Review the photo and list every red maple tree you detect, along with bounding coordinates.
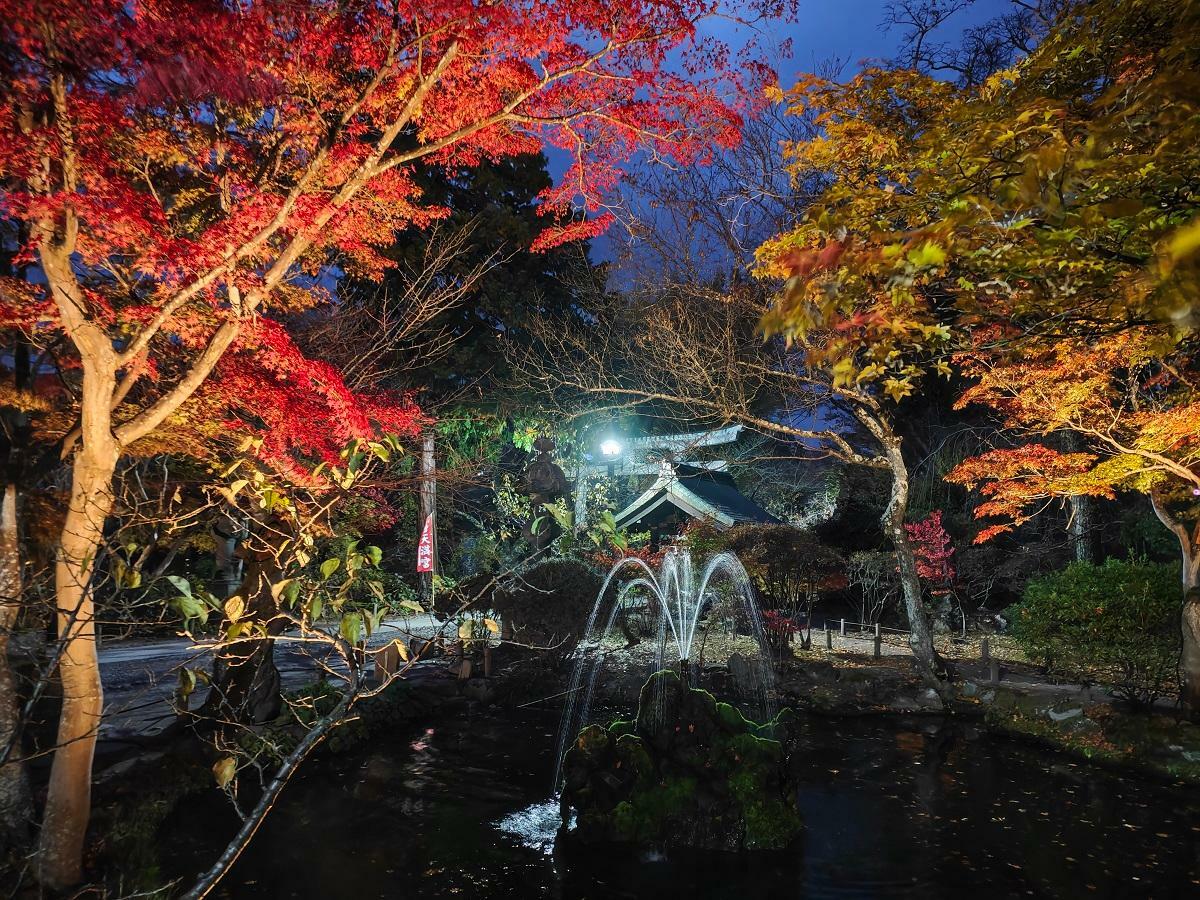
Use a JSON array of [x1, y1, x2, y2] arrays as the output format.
[[904, 510, 956, 596], [0, 0, 782, 885]]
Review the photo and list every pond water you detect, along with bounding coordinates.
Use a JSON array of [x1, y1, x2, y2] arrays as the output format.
[[164, 706, 1200, 899]]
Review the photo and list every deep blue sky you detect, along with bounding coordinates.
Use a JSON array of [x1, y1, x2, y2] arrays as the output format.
[[750, 0, 1012, 82], [545, 0, 1017, 263]]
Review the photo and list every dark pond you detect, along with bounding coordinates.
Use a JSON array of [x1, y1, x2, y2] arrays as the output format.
[[164, 706, 1200, 899]]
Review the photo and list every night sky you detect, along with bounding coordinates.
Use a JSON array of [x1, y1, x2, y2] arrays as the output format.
[[756, 0, 1013, 82], [556, 0, 1018, 266]]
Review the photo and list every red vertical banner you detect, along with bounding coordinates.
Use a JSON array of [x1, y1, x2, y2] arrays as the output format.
[[416, 513, 435, 572]]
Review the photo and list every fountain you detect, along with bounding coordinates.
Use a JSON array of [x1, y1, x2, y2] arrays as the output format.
[[554, 546, 778, 789]]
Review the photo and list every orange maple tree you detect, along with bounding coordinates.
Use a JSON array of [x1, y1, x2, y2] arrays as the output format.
[[948, 329, 1200, 546], [947, 327, 1200, 709]]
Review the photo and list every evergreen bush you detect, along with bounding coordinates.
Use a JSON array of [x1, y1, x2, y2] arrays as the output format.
[[1009, 559, 1179, 706], [493, 558, 602, 653]]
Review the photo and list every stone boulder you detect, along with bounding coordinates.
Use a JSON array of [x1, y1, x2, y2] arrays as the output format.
[[559, 669, 802, 852]]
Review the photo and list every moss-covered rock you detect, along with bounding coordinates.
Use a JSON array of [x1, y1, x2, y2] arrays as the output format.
[[560, 669, 802, 852]]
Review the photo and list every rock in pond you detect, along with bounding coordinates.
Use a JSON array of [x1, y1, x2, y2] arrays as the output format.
[[559, 669, 802, 852]]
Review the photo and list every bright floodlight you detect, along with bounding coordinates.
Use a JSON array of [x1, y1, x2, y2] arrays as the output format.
[[600, 438, 622, 458]]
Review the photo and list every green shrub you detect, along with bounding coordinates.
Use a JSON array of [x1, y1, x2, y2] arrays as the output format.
[[493, 558, 602, 654], [430, 572, 495, 621], [1009, 559, 1180, 706]]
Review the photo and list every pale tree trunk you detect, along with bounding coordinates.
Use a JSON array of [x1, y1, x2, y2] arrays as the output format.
[[36, 321, 120, 888], [34, 222, 238, 888], [0, 482, 33, 850], [882, 442, 952, 700], [1064, 433, 1099, 563], [38, 442, 117, 888], [418, 431, 438, 598], [1150, 492, 1200, 716], [855, 408, 951, 699]]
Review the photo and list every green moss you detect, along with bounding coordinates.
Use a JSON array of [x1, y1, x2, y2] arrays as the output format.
[[726, 731, 784, 763], [576, 723, 611, 754], [566, 670, 803, 851], [614, 733, 654, 787], [716, 701, 748, 732], [752, 708, 797, 742], [609, 718, 637, 737], [611, 777, 699, 842], [728, 767, 802, 850]]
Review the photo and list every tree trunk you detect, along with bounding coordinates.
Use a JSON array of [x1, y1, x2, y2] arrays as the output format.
[[1067, 494, 1100, 563], [418, 430, 438, 599], [211, 512, 244, 599], [1150, 492, 1200, 716], [38, 441, 117, 889], [880, 436, 952, 700], [201, 539, 286, 726], [1183, 585, 1200, 716], [0, 482, 33, 850], [1064, 433, 1100, 563]]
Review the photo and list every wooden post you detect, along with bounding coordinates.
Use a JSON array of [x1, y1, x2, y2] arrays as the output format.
[[483, 645, 493, 678], [825, 626, 832, 650], [873, 622, 882, 659], [839, 617, 846, 637], [373, 642, 400, 687], [988, 658, 1000, 684], [418, 431, 438, 600], [981, 636, 990, 665]]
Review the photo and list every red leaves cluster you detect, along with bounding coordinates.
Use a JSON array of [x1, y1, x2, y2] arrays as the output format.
[[761, 608, 797, 635], [587, 541, 665, 572], [1, 0, 784, 484], [904, 510, 956, 591], [200, 317, 423, 485], [0, 0, 763, 284]]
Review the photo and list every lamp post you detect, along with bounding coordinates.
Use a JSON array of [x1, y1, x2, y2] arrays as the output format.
[[576, 430, 623, 528], [600, 436, 622, 478]]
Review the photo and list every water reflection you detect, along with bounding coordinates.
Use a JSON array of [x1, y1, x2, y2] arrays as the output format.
[[162, 709, 1200, 899]]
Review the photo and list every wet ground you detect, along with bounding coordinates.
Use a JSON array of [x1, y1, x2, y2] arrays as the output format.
[[162, 704, 1200, 899]]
